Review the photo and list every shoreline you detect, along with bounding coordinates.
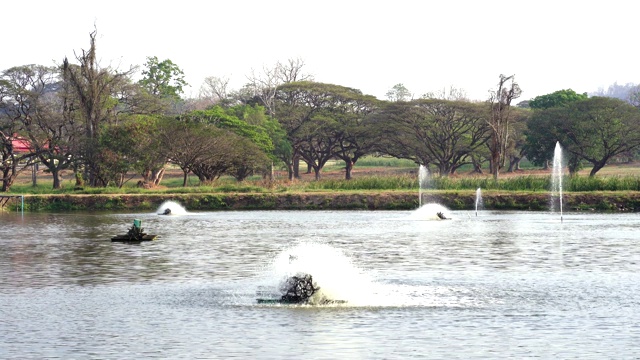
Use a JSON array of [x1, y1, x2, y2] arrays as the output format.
[[4, 191, 640, 212]]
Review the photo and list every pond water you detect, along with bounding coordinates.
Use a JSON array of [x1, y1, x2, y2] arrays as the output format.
[[1, 202, 640, 359]]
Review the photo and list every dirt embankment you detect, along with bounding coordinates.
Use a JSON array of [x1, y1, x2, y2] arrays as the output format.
[[11, 191, 640, 212]]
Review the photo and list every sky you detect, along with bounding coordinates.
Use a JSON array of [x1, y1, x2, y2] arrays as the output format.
[[2, 0, 637, 102]]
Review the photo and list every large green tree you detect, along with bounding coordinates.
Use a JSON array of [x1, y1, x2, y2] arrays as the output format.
[[93, 115, 167, 187], [525, 89, 588, 172], [373, 99, 490, 175], [175, 106, 275, 182], [274, 81, 377, 180], [158, 120, 227, 186], [526, 97, 640, 176], [139, 56, 188, 101], [529, 89, 588, 109], [226, 104, 291, 179], [178, 106, 274, 154]]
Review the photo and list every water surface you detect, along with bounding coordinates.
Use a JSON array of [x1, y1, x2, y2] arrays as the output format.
[[1, 205, 639, 358]]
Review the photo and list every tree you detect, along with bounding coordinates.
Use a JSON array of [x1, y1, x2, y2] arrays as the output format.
[[590, 82, 638, 105], [227, 136, 271, 181], [178, 106, 274, 154], [529, 89, 588, 109], [629, 85, 640, 108], [562, 97, 640, 176], [373, 99, 490, 175], [63, 28, 137, 186], [1, 65, 82, 189], [92, 115, 166, 188], [526, 97, 640, 176], [487, 74, 522, 180], [421, 86, 469, 101], [274, 82, 377, 180], [0, 77, 40, 191], [525, 89, 587, 172], [199, 75, 231, 107], [331, 95, 380, 180], [505, 107, 531, 172], [159, 120, 226, 186], [174, 106, 275, 182], [524, 106, 582, 174], [226, 104, 291, 179], [187, 129, 249, 184], [386, 83, 412, 102], [245, 57, 313, 116], [139, 56, 188, 101]]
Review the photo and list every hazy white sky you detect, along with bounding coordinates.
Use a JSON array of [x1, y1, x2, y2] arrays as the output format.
[[2, 0, 636, 101]]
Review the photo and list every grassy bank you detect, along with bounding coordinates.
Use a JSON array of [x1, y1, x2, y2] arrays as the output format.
[[3, 159, 640, 212], [3, 190, 640, 213], [7, 172, 640, 194]]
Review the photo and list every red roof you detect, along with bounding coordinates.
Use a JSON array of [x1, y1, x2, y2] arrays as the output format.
[[9, 135, 33, 153]]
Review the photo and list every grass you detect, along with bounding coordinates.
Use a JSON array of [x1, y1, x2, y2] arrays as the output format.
[[5, 157, 640, 195]]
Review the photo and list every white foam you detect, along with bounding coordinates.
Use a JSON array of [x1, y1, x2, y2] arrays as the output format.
[[156, 200, 188, 215], [407, 203, 451, 220], [260, 242, 446, 307]]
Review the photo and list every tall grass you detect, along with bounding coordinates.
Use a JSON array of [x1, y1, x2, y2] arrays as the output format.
[[6, 173, 640, 195], [295, 174, 640, 192], [568, 175, 640, 191], [301, 174, 418, 191]]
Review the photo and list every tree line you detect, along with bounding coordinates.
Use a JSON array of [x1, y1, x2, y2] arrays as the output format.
[[2, 30, 640, 192]]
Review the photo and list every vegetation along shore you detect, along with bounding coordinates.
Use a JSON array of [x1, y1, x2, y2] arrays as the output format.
[[3, 162, 640, 212], [2, 30, 640, 212], [6, 191, 640, 213]]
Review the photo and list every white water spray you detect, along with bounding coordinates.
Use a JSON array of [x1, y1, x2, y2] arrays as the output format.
[[418, 164, 429, 207], [409, 203, 451, 220], [552, 142, 563, 222], [265, 242, 375, 305], [475, 187, 483, 217], [261, 242, 439, 307], [156, 200, 188, 215]]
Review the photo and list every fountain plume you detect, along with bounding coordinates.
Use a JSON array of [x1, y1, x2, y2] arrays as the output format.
[[418, 165, 429, 207], [551, 142, 564, 222], [475, 188, 483, 217]]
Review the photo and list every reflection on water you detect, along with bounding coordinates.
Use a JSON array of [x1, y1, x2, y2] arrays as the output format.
[[1, 209, 640, 358]]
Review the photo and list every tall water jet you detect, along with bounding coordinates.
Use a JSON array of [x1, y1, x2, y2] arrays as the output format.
[[475, 187, 483, 216], [551, 141, 564, 222], [418, 165, 429, 208]]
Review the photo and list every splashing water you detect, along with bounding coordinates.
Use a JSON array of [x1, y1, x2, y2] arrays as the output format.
[[551, 142, 563, 222], [156, 200, 188, 215], [418, 165, 429, 207], [259, 242, 436, 307], [408, 203, 451, 221], [261, 242, 372, 305], [475, 187, 483, 217]]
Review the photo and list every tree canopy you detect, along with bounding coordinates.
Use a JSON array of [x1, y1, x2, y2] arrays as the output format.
[[526, 97, 640, 176], [529, 89, 588, 109], [372, 99, 490, 175], [139, 56, 188, 101]]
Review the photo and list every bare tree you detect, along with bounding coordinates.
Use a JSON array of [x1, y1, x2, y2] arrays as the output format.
[[199, 75, 231, 107], [276, 58, 313, 83], [487, 74, 522, 180], [63, 28, 137, 186], [422, 86, 469, 101], [246, 57, 313, 116]]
